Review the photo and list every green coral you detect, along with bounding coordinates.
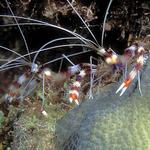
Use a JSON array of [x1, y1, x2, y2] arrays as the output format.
[[90, 96, 150, 150], [0, 111, 4, 127]]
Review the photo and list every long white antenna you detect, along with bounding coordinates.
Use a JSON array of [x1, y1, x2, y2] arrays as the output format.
[[41, 73, 45, 109], [32, 37, 80, 64], [0, 43, 92, 69], [5, 0, 31, 61], [62, 54, 76, 66], [138, 71, 143, 96], [0, 14, 100, 47], [66, 0, 100, 47], [0, 45, 28, 62], [101, 0, 113, 47]]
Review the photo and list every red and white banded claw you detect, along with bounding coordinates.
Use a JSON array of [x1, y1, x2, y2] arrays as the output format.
[[116, 68, 137, 96]]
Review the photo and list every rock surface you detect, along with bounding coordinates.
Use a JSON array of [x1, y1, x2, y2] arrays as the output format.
[[56, 56, 150, 150]]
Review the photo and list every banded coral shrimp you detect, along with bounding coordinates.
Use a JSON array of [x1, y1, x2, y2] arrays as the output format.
[[0, 0, 149, 112], [0, 1, 149, 149], [0, 0, 107, 113]]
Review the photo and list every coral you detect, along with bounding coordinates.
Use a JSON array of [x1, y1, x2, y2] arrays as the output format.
[[0, 111, 4, 128]]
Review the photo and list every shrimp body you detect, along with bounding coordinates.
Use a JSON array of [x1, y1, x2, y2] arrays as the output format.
[[116, 46, 145, 96], [124, 45, 138, 59], [105, 53, 118, 65], [4, 66, 52, 102], [4, 72, 29, 102], [69, 70, 86, 105], [98, 48, 121, 66]]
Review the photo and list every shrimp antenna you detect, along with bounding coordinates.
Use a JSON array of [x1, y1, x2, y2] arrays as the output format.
[[66, 0, 100, 47], [62, 54, 81, 73], [0, 64, 24, 72], [101, 0, 113, 47], [62, 54, 76, 66], [41, 73, 45, 110], [0, 14, 92, 46], [0, 42, 92, 70], [0, 45, 28, 62], [42, 50, 92, 66], [88, 56, 96, 99], [5, 0, 30, 61], [0, 36, 86, 69], [0, 60, 30, 72], [137, 71, 143, 96], [19, 74, 35, 100], [32, 37, 81, 64]]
